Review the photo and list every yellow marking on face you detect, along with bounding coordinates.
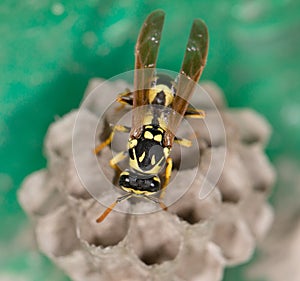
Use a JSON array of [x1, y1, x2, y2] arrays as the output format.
[[163, 147, 170, 159], [144, 131, 153, 139], [139, 151, 146, 163], [121, 187, 154, 195], [153, 176, 160, 183], [128, 138, 138, 149], [154, 134, 162, 142], [151, 155, 156, 165]]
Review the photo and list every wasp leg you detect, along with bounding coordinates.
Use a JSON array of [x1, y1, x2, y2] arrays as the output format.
[[159, 157, 173, 207], [163, 157, 173, 189], [94, 125, 130, 154], [174, 136, 192, 147], [109, 151, 128, 171], [115, 89, 133, 111], [184, 105, 205, 119]]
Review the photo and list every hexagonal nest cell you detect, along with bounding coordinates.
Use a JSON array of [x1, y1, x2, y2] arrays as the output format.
[[18, 78, 275, 281]]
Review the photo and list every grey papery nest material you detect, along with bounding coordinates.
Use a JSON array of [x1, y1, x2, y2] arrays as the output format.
[[18, 78, 275, 281]]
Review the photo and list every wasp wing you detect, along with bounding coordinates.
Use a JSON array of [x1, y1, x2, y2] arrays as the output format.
[[131, 10, 165, 138], [164, 19, 209, 147]]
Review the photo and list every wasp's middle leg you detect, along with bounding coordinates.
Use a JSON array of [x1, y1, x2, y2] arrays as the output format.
[[94, 124, 130, 154], [159, 157, 173, 208]]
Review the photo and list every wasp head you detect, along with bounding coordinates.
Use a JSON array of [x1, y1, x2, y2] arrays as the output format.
[[119, 170, 161, 194]]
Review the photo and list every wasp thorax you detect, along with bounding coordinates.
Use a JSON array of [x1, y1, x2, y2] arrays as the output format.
[[128, 126, 169, 174]]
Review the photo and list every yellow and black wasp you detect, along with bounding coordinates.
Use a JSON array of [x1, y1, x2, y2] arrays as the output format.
[[95, 10, 209, 222]]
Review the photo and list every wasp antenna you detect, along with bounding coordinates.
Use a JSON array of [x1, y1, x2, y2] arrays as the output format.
[[96, 193, 133, 223], [145, 195, 168, 211], [159, 200, 168, 211], [96, 201, 117, 223]]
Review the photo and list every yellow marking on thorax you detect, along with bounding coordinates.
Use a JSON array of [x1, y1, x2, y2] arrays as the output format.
[[154, 134, 162, 142], [129, 156, 165, 174], [151, 155, 156, 165], [129, 149, 140, 171], [163, 147, 171, 159], [128, 138, 138, 149], [139, 151, 146, 162], [144, 131, 153, 139]]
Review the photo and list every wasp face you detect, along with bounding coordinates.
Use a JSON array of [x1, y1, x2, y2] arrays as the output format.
[[119, 170, 161, 194]]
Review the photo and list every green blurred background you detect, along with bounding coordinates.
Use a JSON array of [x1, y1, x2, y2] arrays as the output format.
[[1, 1, 299, 280]]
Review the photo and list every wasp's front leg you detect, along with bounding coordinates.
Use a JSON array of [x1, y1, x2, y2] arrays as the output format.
[[109, 151, 128, 171], [94, 125, 130, 154], [159, 157, 173, 203]]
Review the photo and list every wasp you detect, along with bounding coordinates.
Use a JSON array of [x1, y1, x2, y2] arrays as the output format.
[[94, 10, 209, 222]]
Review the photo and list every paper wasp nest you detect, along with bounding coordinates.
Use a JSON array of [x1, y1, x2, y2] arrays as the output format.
[[18, 78, 275, 281]]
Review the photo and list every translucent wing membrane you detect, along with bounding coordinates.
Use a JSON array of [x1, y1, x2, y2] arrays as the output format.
[[165, 19, 209, 146], [131, 10, 165, 138], [180, 19, 209, 80]]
